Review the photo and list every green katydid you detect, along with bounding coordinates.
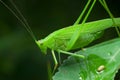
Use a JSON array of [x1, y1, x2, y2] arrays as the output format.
[[0, 0, 120, 72]]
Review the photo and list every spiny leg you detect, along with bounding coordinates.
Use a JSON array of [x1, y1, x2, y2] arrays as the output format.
[[99, 0, 120, 37], [51, 50, 85, 73], [66, 0, 97, 51], [74, 0, 91, 25], [47, 61, 52, 80], [99, 0, 114, 22], [51, 49, 85, 73], [58, 51, 61, 64], [58, 50, 85, 59], [51, 50, 58, 74], [81, 0, 96, 24]]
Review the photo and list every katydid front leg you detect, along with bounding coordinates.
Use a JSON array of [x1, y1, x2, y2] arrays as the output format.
[[52, 49, 85, 74]]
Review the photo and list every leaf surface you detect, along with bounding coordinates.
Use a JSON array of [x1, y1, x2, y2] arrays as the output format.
[[53, 38, 120, 80]]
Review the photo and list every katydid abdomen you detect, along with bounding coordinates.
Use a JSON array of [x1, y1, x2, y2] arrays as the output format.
[[37, 18, 120, 54]]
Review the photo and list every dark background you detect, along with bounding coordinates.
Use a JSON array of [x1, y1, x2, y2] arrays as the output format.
[[0, 0, 120, 80]]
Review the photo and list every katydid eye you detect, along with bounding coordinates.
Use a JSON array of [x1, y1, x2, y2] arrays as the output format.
[[38, 40, 44, 45], [40, 42, 43, 45]]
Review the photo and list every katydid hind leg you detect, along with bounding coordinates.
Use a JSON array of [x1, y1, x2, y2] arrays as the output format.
[[99, 0, 120, 36], [66, 0, 97, 51], [101, 0, 120, 36], [74, 0, 91, 25], [99, 0, 115, 25]]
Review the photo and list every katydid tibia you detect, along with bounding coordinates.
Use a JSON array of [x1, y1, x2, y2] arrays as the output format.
[[0, 0, 120, 73]]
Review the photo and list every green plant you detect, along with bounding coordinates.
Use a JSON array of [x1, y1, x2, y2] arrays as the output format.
[[0, 0, 120, 80]]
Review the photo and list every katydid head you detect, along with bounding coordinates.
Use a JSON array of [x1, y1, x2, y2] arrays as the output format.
[[36, 39, 47, 54]]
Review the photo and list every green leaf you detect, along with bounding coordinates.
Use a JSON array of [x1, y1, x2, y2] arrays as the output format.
[[53, 38, 120, 80]]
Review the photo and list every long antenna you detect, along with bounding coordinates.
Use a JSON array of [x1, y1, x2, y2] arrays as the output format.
[[0, 0, 37, 41]]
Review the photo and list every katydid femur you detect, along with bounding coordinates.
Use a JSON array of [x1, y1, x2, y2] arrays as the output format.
[[0, 0, 120, 73]]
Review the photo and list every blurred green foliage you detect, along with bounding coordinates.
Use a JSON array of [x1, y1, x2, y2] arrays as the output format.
[[0, 0, 120, 80]]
